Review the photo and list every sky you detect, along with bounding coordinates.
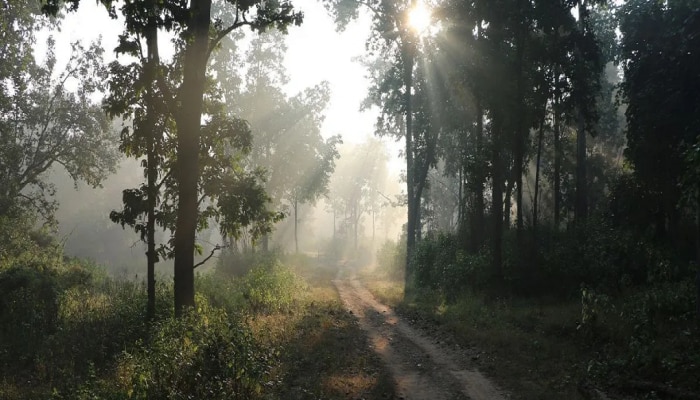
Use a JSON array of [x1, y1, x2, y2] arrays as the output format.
[[45, 0, 382, 146]]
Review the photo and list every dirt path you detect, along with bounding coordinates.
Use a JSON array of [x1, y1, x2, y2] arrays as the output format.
[[333, 276, 508, 400]]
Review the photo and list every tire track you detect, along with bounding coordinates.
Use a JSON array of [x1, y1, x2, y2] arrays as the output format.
[[333, 277, 507, 400]]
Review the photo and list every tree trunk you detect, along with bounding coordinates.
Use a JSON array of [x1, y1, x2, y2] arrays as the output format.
[[533, 117, 545, 232], [472, 97, 485, 252], [504, 167, 515, 228], [144, 3, 160, 321], [696, 185, 700, 319], [173, 0, 211, 317], [575, 0, 588, 226], [294, 198, 299, 254], [372, 207, 375, 250], [492, 117, 504, 278], [514, 0, 526, 238], [553, 75, 562, 229], [575, 107, 588, 224], [403, 39, 416, 289]]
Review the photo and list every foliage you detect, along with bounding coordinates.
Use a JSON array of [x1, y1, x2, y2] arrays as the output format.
[[619, 0, 700, 240], [0, 2, 118, 219], [213, 30, 341, 252], [116, 298, 271, 400], [328, 139, 391, 251], [375, 239, 406, 280], [0, 227, 316, 399], [211, 251, 308, 314]]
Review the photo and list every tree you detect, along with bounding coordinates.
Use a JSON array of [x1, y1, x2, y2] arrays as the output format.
[[0, 1, 118, 220], [215, 31, 340, 253], [44, 0, 305, 315], [619, 0, 700, 242], [329, 138, 390, 252], [324, 0, 443, 287]]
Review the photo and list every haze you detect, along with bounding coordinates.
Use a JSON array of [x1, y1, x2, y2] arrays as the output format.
[[2, 0, 699, 399]]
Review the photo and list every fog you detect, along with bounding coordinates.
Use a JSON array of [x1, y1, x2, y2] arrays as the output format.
[[50, 137, 406, 276]]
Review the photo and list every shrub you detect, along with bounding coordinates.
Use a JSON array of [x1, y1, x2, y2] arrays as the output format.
[[376, 239, 405, 280], [239, 261, 308, 314], [215, 248, 280, 278], [116, 297, 273, 400]]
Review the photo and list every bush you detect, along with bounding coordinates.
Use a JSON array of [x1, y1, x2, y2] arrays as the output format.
[[215, 249, 280, 278], [375, 239, 406, 280], [238, 261, 308, 314], [116, 297, 273, 400], [211, 251, 308, 315], [410, 233, 491, 300]]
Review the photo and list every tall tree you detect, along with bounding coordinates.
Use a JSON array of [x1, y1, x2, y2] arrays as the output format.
[[619, 0, 700, 240], [215, 32, 341, 253], [45, 0, 304, 315], [324, 0, 435, 286], [0, 1, 118, 219]]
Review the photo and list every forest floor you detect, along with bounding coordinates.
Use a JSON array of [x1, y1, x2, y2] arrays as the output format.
[[332, 264, 507, 400]]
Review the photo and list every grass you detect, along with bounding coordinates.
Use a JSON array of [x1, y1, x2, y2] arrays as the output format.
[[250, 257, 396, 399], [0, 250, 396, 400]]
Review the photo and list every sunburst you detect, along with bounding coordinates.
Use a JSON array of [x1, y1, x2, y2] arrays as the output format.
[[407, 2, 431, 34]]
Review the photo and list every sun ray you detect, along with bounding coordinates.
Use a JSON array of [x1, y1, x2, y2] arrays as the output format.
[[408, 2, 431, 34]]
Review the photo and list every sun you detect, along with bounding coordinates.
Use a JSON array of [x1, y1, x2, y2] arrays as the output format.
[[407, 2, 431, 34]]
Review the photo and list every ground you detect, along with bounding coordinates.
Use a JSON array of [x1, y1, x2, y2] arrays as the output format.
[[332, 266, 507, 400]]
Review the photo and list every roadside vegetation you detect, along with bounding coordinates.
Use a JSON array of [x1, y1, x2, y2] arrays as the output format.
[[366, 231, 700, 400], [0, 215, 393, 400]]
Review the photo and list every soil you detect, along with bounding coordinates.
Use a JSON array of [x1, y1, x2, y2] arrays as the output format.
[[333, 273, 509, 400]]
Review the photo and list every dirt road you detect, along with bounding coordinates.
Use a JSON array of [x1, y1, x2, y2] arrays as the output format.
[[333, 277, 508, 400]]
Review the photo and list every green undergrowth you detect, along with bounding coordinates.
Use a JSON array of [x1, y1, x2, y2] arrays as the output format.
[[367, 234, 700, 400], [0, 218, 394, 399]]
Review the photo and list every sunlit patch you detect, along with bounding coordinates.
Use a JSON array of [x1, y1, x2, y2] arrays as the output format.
[[408, 2, 431, 34]]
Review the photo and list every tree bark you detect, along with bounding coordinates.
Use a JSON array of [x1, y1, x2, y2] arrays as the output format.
[[696, 185, 700, 319], [533, 116, 545, 232], [553, 74, 562, 229], [504, 166, 515, 228], [472, 96, 485, 252], [575, 0, 588, 225], [144, 8, 159, 321], [514, 0, 526, 238], [403, 39, 416, 290], [575, 107, 588, 224], [294, 197, 299, 253], [492, 117, 504, 278], [173, 0, 211, 316]]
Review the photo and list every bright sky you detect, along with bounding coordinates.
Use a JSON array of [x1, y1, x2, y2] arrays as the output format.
[[45, 0, 380, 146]]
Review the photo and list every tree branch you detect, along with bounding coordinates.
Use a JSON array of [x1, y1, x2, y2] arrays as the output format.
[[193, 244, 222, 269]]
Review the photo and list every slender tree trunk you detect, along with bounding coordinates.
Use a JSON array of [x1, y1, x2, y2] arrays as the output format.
[[474, 102, 485, 252], [533, 117, 545, 232], [553, 76, 562, 229], [492, 117, 504, 278], [294, 198, 299, 254], [372, 207, 375, 250], [457, 167, 463, 235], [696, 185, 700, 319], [403, 40, 416, 289], [354, 208, 359, 251], [504, 167, 515, 228], [145, 16, 159, 321], [575, 107, 587, 224], [514, 0, 526, 238], [575, 0, 588, 225], [173, 0, 211, 316]]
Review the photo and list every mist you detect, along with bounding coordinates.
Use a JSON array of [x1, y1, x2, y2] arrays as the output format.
[[3, 0, 700, 399]]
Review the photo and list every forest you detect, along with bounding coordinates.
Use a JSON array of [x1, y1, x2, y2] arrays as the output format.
[[1, 0, 699, 399]]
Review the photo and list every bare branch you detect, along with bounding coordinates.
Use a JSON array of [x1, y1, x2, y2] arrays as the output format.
[[193, 244, 223, 269]]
